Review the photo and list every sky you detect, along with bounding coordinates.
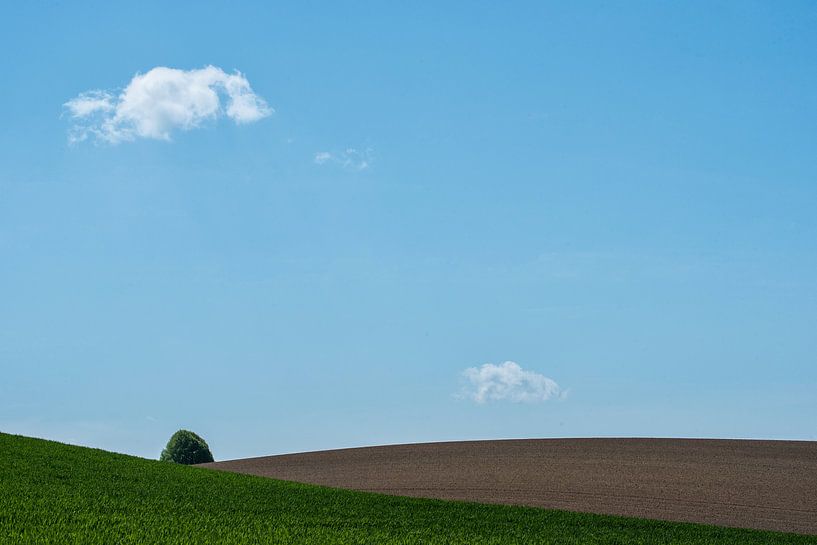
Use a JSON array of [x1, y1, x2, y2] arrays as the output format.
[[1, 1, 816, 460]]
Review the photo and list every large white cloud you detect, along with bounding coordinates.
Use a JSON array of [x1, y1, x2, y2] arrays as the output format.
[[64, 66, 271, 143], [460, 361, 564, 404]]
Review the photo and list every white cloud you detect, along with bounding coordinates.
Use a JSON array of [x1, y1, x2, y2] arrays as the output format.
[[313, 147, 373, 170], [460, 361, 564, 404], [64, 66, 272, 144], [313, 151, 332, 165], [64, 90, 115, 117]]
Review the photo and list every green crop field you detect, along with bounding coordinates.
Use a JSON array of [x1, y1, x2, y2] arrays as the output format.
[[1, 432, 814, 545]]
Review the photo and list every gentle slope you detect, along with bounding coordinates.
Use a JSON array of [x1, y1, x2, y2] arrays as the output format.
[[203, 438, 817, 534], [2, 433, 816, 544]]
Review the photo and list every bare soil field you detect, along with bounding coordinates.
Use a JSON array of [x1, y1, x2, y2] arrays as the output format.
[[201, 438, 817, 535]]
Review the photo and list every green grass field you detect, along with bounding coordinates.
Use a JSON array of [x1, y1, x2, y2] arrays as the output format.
[[1, 432, 814, 544]]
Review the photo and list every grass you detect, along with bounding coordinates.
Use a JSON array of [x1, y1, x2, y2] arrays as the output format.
[[1, 432, 815, 544]]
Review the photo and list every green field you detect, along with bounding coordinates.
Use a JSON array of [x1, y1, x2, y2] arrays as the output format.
[[1, 432, 814, 544]]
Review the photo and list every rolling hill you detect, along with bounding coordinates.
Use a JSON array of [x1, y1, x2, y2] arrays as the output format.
[[202, 437, 817, 535], [2, 432, 816, 544]]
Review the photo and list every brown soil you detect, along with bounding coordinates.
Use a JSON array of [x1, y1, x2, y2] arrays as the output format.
[[200, 438, 817, 535]]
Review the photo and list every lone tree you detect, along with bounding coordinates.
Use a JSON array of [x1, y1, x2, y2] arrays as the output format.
[[160, 429, 214, 464]]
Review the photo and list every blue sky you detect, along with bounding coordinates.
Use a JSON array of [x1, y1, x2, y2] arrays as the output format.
[[1, 2, 816, 460]]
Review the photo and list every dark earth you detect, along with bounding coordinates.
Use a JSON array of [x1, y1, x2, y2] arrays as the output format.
[[201, 438, 817, 535]]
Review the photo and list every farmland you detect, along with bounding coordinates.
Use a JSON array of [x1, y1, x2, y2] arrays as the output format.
[[2, 432, 816, 544], [204, 438, 817, 534]]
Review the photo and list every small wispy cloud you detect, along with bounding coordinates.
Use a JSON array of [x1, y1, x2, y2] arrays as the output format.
[[314, 151, 333, 165], [64, 66, 272, 144], [313, 147, 373, 171], [459, 361, 565, 404]]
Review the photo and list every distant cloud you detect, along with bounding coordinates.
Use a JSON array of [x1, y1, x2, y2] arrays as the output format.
[[64, 66, 272, 144], [459, 361, 564, 404], [313, 147, 373, 171], [313, 151, 333, 165]]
